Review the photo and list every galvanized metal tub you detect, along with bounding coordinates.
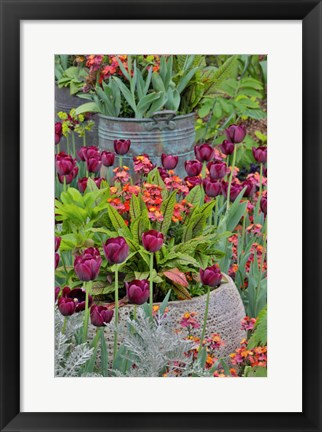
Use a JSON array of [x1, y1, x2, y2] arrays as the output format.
[[55, 85, 98, 150], [98, 111, 196, 179]]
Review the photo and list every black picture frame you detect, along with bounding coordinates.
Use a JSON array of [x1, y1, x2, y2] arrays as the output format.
[[0, 1, 321, 431]]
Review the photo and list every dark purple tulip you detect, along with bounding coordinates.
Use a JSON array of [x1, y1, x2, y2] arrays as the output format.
[[57, 166, 79, 185], [58, 297, 76, 316], [103, 236, 129, 265], [90, 305, 114, 327], [252, 146, 267, 163], [78, 177, 88, 193], [243, 179, 256, 198], [185, 160, 202, 177], [200, 264, 222, 287], [55, 253, 60, 269], [225, 124, 246, 143], [94, 177, 104, 189], [125, 279, 150, 305], [55, 286, 60, 302], [86, 155, 102, 173], [61, 286, 93, 312], [207, 161, 228, 180], [55, 152, 76, 175], [260, 196, 267, 215], [55, 122, 62, 145], [185, 176, 202, 189], [55, 236, 61, 252], [74, 247, 102, 281], [142, 230, 164, 253], [158, 167, 169, 181], [78, 177, 104, 192], [161, 154, 179, 170], [203, 178, 222, 198], [222, 181, 244, 202], [101, 151, 115, 167], [114, 139, 131, 155], [220, 140, 235, 156], [78, 145, 100, 162], [194, 144, 215, 162]]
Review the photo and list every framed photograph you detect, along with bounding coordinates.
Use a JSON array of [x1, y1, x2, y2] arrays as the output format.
[[0, 0, 321, 431]]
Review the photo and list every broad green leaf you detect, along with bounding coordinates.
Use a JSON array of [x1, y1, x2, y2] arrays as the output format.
[[74, 102, 100, 115], [107, 204, 131, 237], [157, 190, 176, 235]]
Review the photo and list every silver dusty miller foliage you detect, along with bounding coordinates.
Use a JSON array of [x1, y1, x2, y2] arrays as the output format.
[[113, 308, 197, 377], [55, 309, 94, 377]]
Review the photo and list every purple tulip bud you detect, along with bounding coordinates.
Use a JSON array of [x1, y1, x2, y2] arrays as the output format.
[[55, 253, 60, 269], [194, 144, 215, 162], [101, 151, 115, 167], [207, 161, 228, 180], [78, 146, 100, 162], [185, 160, 203, 177], [86, 155, 102, 173], [55, 236, 61, 252], [57, 166, 79, 185], [260, 195, 267, 215], [200, 264, 222, 287], [185, 176, 202, 189], [225, 124, 246, 143], [55, 122, 62, 145], [114, 139, 131, 156], [222, 181, 244, 202], [90, 305, 114, 327], [243, 179, 256, 198], [203, 178, 222, 198], [103, 236, 129, 265], [142, 230, 164, 253], [74, 247, 102, 281], [158, 167, 169, 181], [55, 286, 60, 302], [58, 297, 76, 316], [252, 146, 267, 163], [78, 176, 103, 192], [220, 140, 235, 156], [161, 154, 179, 170], [125, 279, 150, 305], [55, 152, 77, 175], [61, 286, 93, 312]]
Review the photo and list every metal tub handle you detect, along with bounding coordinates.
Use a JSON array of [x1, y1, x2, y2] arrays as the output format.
[[145, 110, 177, 131]]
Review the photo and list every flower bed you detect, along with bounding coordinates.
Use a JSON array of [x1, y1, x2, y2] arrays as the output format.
[[55, 54, 267, 378]]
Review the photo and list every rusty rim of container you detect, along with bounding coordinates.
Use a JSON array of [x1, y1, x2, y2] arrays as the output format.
[[98, 112, 196, 123]]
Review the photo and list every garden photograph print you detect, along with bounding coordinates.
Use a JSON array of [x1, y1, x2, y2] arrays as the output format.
[[54, 54, 267, 378]]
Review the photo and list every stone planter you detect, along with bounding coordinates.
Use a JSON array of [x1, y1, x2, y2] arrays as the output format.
[[89, 273, 246, 359], [98, 111, 196, 179]]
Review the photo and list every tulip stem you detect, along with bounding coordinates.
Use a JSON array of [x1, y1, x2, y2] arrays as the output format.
[[214, 197, 219, 227], [259, 163, 263, 204], [113, 265, 119, 361], [149, 253, 154, 317], [241, 209, 247, 252], [83, 133, 87, 147], [62, 317, 67, 335], [198, 286, 211, 358], [226, 144, 237, 210], [66, 134, 70, 155], [72, 132, 76, 159], [82, 281, 92, 343], [201, 161, 207, 179], [63, 176, 67, 193], [119, 156, 123, 168], [56, 143, 60, 155]]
